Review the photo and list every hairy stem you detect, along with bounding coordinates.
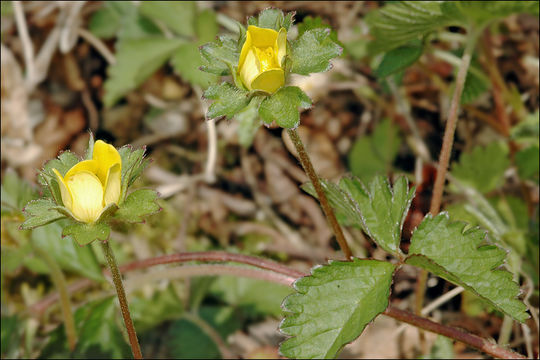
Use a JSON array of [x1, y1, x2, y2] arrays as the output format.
[[286, 128, 353, 259], [101, 240, 142, 359], [32, 251, 525, 359], [31, 244, 77, 351]]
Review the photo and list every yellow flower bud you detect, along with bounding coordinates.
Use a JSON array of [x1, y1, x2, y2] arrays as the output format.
[[53, 140, 122, 223], [238, 25, 287, 94]]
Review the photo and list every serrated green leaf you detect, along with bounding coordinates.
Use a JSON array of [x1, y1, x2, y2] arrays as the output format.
[[204, 82, 250, 120], [455, 1, 539, 27], [258, 86, 311, 128], [290, 28, 342, 75], [451, 142, 510, 193], [340, 176, 415, 256], [199, 35, 240, 76], [515, 145, 539, 183], [63, 222, 110, 246], [406, 213, 529, 322], [236, 97, 263, 148], [104, 37, 185, 107], [31, 222, 104, 282], [297, 16, 338, 43], [257, 8, 285, 31], [20, 199, 65, 229], [114, 189, 160, 223], [374, 40, 423, 78], [280, 259, 395, 359], [348, 118, 401, 183], [139, 1, 196, 37], [367, 1, 465, 54], [171, 43, 219, 88]]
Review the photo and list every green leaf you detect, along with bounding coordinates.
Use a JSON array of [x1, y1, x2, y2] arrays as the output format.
[[451, 142, 510, 193], [366, 1, 465, 54], [510, 110, 539, 147], [247, 8, 294, 32], [424, 336, 455, 359], [258, 86, 311, 128], [455, 1, 539, 27], [171, 43, 219, 88], [280, 259, 395, 359], [118, 145, 150, 201], [139, 1, 196, 37], [20, 199, 65, 229], [406, 213, 529, 323], [348, 118, 401, 183], [200, 35, 240, 76], [88, 5, 122, 39], [297, 16, 338, 43], [130, 285, 184, 332], [195, 9, 219, 44], [460, 66, 489, 104], [515, 145, 539, 183], [236, 97, 263, 148], [290, 28, 342, 75], [1, 169, 37, 215], [114, 189, 161, 223], [1, 315, 20, 358], [31, 222, 104, 282], [63, 222, 111, 246], [340, 176, 415, 256], [374, 40, 423, 78], [104, 37, 185, 107], [204, 82, 250, 120]]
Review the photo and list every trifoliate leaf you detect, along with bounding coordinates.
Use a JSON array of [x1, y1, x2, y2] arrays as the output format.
[[290, 28, 342, 75], [374, 40, 423, 78], [340, 176, 415, 256], [280, 259, 395, 359], [114, 189, 160, 223], [515, 145, 539, 183], [104, 37, 185, 107], [204, 82, 250, 120], [171, 43, 219, 88], [63, 222, 111, 246], [406, 213, 529, 323], [366, 1, 465, 54], [348, 118, 401, 183], [139, 1, 196, 37], [451, 142, 510, 194], [200, 35, 240, 76], [258, 86, 311, 128], [20, 199, 66, 230]]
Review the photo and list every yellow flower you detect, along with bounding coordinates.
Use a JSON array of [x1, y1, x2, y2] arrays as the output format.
[[53, 140, 122, 223], [238, 25, 287, 94]]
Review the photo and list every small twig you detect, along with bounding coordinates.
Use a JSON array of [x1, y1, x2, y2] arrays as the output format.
[[421, 286, 464, 316], [13, 1, 36, 89], [101, 240, 143, 359], [77, 27, 116, 65], [286, 128, 353, 260], [194, 86, 218, 184]]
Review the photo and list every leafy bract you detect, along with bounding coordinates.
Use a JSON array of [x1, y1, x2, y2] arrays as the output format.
[[340, 176, 415, 256], [280, 259, 395, 359], [118, 145, 150, 201], [451, 142, 509, 194], [348, 118, 401, 183], [200, 35, 240, 76], [406, 213, 529, 323], [258, 86, 311, 128], [63, 222, 111, 246], [290, 28, 342, 75], [20, 199, 65, 230], [104, 37, 185, 107], [247, 8, 294, 32], [204, 82, 251, 120], [114, 189, 161, 223]]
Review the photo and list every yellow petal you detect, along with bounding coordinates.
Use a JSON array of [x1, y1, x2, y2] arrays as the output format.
[[66, 171, 104, 223], [52, 168, 73, 210], [103, 163, 121, 206], [251, 68, 284, 93], [64, 160, 99, 180], [246, 25, 278, 47], [92, 140, 121, 185], [240, 48, 259, 90], [239, 27, 253, 70], [276, 27, 287, 67]]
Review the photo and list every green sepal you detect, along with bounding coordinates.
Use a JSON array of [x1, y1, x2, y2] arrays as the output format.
[[38, 151, 80, 205], [20, 199, 66, 230], [203, 82, 251, 120], [258, 86, 311, 129], [118, 145, 150, 202], [199, 35, 240, 76], [84, 132, 95, 160], [290, 28, 342, 76], [247, 8, 295, 32], [113, 189, 161, 223], [63, 222, 111, 246]]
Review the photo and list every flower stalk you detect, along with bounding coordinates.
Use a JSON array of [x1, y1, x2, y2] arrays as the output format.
[[287, 128, 353, 260], [101, 240, 142, 359]]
